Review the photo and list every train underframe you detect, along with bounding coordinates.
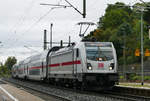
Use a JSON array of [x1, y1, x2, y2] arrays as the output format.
[[47, 73, 119, 90], [81, 73, 119, 90], [13, 73, 118, 90]]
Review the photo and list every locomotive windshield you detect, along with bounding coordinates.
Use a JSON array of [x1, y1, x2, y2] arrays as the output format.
[[86, 46, 113, 61]]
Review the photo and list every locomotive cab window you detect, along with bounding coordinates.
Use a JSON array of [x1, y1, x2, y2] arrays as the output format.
[[86, 45, 113, 61]]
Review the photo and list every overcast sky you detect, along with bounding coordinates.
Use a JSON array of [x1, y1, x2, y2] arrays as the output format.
[[0, 0, 149, 63]]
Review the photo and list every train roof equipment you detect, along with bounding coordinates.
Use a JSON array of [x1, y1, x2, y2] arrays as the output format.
[[77, 22, 96, 38]]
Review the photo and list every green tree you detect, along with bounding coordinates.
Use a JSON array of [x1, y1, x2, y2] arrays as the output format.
[[144, 8, 150, 24], [84, 2, 150, 65], [142, 2, 150, 24], [99, 2, 132, 30], [4, 57, 17, 70], [0, 63, 9, 76]]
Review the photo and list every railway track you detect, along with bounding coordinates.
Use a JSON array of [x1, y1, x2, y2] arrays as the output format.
[[2, 77, 150, 101], [101, 90, 150, 101]]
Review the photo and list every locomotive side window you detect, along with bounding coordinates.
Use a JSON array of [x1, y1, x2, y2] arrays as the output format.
[[86, 46, 113, 61]]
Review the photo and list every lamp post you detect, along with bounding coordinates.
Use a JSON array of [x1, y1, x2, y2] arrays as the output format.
[[123, 28, 126, 81], [140, 7, 144, 86], [148, 26, 150, 39], [50, 23, 53, 48]]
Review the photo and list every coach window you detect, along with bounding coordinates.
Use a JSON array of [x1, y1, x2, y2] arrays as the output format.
[[42, 62, 43, 72], [27, 66, 28, 74], [24, 66, 25, 73]]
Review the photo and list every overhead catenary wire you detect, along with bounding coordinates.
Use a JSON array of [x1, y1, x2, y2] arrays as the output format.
[[7, 0, 36, 41], [7, 0, 83, 51], [21, 8, 53, 35], [64, 0, 83, 16], [3, 1, 55, 62], [40, 3, 71, 8], [0, 0, 37, 62], [1, 0, 65, 63], [4, 0, 37, 58], [5, 0, 67, 57], [8, 8, 54, 49], [17, 5, 70, 47]]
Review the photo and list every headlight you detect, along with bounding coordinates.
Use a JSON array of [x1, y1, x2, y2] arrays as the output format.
[[87, 63, 92, 70], [109, 63, 114, 70], [88, 66, 92, 70], [109, 66, 113, 70]]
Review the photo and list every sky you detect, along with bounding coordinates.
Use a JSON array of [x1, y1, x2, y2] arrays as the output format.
[[0, 0, 149, 63]]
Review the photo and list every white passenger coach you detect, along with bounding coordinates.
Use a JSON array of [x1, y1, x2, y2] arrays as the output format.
[[12, 41, 118, 89]]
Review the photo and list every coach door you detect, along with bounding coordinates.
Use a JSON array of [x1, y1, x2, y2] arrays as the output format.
[[73, 48, 79, 76], [27, 65, 29, 75], [41, 62, 44, 77]]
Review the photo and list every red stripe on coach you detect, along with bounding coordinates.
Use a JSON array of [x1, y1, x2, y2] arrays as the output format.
[[62, 60, 81, 66], [30, 66, 42, 70], [49, 63, 60, 67]]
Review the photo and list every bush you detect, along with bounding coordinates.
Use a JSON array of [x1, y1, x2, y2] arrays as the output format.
[[120, 75, 124, 79], [144, 76, 150, 81], [132, 76, 141, 81], [120, 73, 150, 82], [129, 73, 136, 80], [127, 73, 141, 81], [127, 56, 134, 64]]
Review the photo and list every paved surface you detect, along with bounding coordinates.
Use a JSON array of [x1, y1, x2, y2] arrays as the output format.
[[0, 80, 45, 101], [0, 88, 13, 101]]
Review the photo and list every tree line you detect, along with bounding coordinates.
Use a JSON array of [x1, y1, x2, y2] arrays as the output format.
[[83, 2, 150, 65], [0, 57, 17, 76]]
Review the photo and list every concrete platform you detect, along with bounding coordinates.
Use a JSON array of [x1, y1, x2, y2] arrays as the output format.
[[0, 87, 14, 101], [0, 80, 45, 101], [118, 82, 150, 89]]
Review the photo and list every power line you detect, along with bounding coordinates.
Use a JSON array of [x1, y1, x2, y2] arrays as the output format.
[[41, 0, 86, 18], [20, 8, 56, 36], [64, 0, 85, 18], [18, 5, 70, 46], [7, 8, 54, 51], [40, 3, 71, 8], [9, 0, 86, 50], [7, 0, 36, 41], [1, 1, 62, 62], [5, 0, 37, 54], [7, 2, 64, 51]]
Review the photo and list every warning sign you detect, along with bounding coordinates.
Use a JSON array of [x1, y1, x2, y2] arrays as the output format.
[[145, 49, 150, 56], [135, 49, 140, 56]]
